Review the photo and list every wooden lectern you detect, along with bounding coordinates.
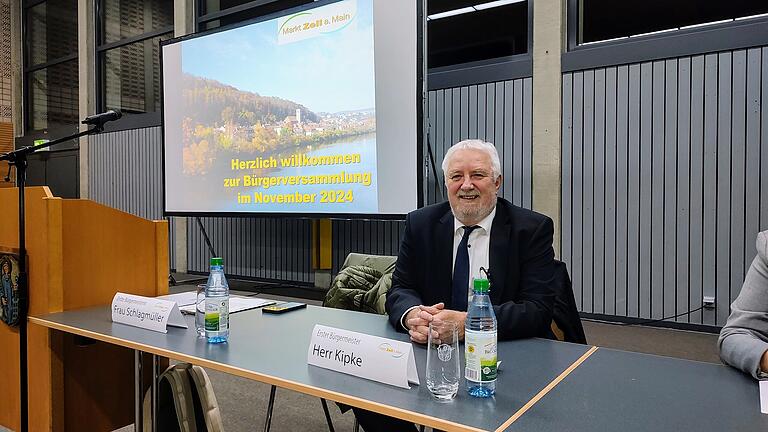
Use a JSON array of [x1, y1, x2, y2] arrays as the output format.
[[0, 187, 168, 431]]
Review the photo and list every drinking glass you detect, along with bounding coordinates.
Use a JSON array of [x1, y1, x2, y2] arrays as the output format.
[[196, 284, 207, 337], [425, 320, 460, 401]]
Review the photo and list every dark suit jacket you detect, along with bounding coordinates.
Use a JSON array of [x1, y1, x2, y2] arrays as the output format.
[[385, 197, 557, 340]]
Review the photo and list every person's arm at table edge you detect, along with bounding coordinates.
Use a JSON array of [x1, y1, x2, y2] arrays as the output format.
[[719, 328, 768, 379], [718, 232, 768, 379]]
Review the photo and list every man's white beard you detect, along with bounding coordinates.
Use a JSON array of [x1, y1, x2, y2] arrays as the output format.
[[451, 199, 495, 225]]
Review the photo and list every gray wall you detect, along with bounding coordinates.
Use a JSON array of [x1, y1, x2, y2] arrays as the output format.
[[187, 217, 314, 283], [90, 127, 164, 220], [561, 47, 768, 327], [426, 79, 534, 207], [89, 126, 180, 270]]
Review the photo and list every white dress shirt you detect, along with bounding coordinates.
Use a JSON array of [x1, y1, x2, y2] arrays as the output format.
[[400, 206, 497, 330], [452, 206, 496, 301]]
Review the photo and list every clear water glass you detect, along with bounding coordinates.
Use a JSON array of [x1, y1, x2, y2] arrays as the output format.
[[195, 284, 206, 337], [425, 320, 460, 401]]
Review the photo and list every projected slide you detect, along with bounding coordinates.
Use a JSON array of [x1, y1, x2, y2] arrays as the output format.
[[168, 0, 378, 213], [164, 0, 420, 216]]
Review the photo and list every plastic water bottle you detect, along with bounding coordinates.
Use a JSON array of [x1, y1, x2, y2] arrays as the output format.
[[464, 277, 497, 397], [205, 257, 229, 344]]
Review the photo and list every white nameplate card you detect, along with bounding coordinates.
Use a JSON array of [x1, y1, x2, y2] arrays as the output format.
[[307, 325, 419, 389], [111, 292, 188, 333], [760, 381, 768, 414]]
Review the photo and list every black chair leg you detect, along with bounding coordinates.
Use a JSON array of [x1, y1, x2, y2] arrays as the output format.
[[320, 398, 336, 432], [264, 385, 277, 432]]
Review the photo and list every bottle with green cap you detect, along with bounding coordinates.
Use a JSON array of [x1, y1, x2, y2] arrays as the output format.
[[465, 275, 497, 397], [205, 257, 229, 344]]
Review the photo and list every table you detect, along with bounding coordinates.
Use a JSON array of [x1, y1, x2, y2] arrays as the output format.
[[29, 305, 768, 431], [31, 305, 591, 431], [507, 347, 768, 431]]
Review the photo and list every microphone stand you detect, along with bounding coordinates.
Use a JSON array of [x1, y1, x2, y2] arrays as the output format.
[[425, 123, 444, 202], [0, 121, 109, 432]]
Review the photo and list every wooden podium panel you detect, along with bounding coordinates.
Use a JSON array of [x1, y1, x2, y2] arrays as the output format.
[[0, 187, 168, 431]]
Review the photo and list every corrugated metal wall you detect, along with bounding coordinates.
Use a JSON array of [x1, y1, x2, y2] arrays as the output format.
[[331, 78, 534, 275], [90, 127, 164, 220], [561, 47, 768, 326], [89, 126, 180, 270], [187, 217, 314, 283], [426, 79, 534, 207]]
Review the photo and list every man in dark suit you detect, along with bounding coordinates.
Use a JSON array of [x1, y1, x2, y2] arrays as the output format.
[[353, 139, 557, 432]]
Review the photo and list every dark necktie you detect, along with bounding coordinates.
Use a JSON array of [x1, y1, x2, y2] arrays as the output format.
[[452, 225, 480, 311]]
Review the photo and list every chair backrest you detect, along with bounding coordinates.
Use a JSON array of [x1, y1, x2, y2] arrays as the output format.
[[324, 253, 397, 314], [550, 260, 587, 344], [340, 253, 397, 274]]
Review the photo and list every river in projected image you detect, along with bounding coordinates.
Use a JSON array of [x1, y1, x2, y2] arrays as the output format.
[[189, 134, 378, 213]]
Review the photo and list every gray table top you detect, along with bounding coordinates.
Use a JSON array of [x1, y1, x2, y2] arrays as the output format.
[[31, 304, 591, 432], [507, 347, 768, 431]]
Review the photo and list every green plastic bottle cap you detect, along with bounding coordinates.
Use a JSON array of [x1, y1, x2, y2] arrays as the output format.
[[473, 278, 489, 292], [210, 257, 224, 266]]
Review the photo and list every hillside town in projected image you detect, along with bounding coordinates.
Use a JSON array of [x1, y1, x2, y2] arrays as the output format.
[[174, 0, 378, 213]]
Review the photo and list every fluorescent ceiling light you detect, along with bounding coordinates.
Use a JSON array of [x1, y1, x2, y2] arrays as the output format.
[[474, 0, 525, 11], [427, 7, 475, 20], [580, 35, 629, 46], [736, 13, 768, 21], [427, 0, 526, 21], [629, 28, 676, 38], [680, 19, 731, 30]]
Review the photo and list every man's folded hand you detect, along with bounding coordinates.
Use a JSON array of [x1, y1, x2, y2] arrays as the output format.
[[405, 302, 444, 344]]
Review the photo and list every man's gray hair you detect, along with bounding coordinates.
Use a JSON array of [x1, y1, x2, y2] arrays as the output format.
[[441, 139, 501, 179]]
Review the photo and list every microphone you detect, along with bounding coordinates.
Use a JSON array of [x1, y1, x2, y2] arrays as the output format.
[[82, 109, 122, 128]]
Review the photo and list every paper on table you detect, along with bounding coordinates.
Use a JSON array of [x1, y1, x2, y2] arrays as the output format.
[[179, 295, 275, 315], [760, 381, 768, 414], [157, 291, 198, 307]]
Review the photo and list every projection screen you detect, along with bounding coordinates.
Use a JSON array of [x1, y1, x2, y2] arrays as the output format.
[[162, 0, 423, 217]]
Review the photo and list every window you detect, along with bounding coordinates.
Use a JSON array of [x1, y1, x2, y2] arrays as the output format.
[[196, 0, 530, 69], [427, 0, 529, 68], [96, 0, 174, 116], [577, 0, 768, 45], [23, 0, 79, 132], [197, 0, 312, 31]]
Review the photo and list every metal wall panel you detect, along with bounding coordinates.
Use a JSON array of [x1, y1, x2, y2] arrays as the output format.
[[90, 126, 186, 273], [90, 127, 164, 220], [186, 217, 314, 283], [562, 47, 768, 327]]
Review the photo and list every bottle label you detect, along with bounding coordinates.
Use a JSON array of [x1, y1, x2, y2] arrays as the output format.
[[205, 298, 229, 332], [464, 329, 497, 383]]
